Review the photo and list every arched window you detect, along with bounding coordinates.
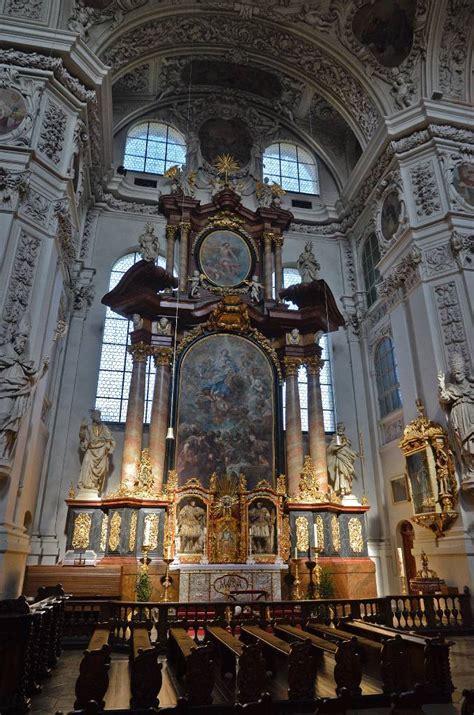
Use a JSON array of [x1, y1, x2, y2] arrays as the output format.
[[263, 142, 319, 195], [374, 336, 402, 418], [282, 267, 335, 432], [362, 233, 381, 308], [123, 122, 186, 174], [95, 252, 166, 422]]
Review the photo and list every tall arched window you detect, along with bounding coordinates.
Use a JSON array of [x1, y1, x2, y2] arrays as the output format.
[[362, 233, 381, 308], [123, 122, 186, 174], [282, 267, 335, 432], [374, 336, 402, 417], [95, 252, 167, 422], [263, 142, 319, 195]]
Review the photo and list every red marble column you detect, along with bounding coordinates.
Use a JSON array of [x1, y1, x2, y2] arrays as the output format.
[[166, 224, 177, 275], [284, 357, 304, 496], [178, 222, 191, 292], [121, 343, 149, 489], [274, 235, 283, 300], [148, 348, 172, 493], [263, 231, 273, 301], [306, 355, 329, 493]]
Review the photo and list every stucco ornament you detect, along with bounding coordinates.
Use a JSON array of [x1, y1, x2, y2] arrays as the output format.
[[438, 353, 474, 491], [327, 423, 358, 495], [78, 409, 116, 494], [0, 316, 48, 468]]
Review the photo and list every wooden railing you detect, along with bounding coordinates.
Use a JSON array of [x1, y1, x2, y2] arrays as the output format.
[[62, 593, 473, 650]]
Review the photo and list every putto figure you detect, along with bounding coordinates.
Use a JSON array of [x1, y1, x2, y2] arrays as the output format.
[[327, 423, 358, 495], [0, 317, 48, 462], [438, 352, 474, 486], [78, 409, 115, 494], [138, 223, 160, 261], [297, 241, 320, 283]]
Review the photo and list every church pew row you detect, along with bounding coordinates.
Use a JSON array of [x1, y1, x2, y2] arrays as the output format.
[[167, 625, 215, 705], [129, 625, 162, 709], [204, 623, 269, 704], [239, 624, 317, 702], [74, 626, 112, 710], [0, 591, 67, 713], [336, 617, 455, 703]]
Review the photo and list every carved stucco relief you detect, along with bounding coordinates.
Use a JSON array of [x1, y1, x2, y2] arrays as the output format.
[[434, 282, 470, 365], [0, 231, 41, 343]]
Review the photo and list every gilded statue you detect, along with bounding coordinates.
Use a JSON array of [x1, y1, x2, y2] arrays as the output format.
[[177, 499, 206, 553], [327, 423, 358, 495], [249, 501, 275, 554], [438, 352, 474, 485], [0, 317, 48, 461], [78, 409, 115, 493], [297, 241, 320, 283]]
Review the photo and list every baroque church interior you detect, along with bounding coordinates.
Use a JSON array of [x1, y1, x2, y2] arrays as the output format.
[[0, 0, 473, 712]]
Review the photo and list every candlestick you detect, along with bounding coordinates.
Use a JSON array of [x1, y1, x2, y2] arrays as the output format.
[[292, 559, 302, 600], [314, 523, 319, 551]]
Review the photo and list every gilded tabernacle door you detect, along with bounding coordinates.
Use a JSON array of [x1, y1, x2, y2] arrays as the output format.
[[175, 333, 276, 489]]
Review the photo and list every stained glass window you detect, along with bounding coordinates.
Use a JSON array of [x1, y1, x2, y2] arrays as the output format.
[[374, 336, 402, 418], [95, 252, 167, 423], [263, 142, 319, 195], [362, 233, 381, 308], [281, 267, 335, 432], [123, 122, 186, 174]]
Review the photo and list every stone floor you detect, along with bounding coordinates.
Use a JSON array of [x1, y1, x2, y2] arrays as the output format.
[[30, 636, 474, 714]]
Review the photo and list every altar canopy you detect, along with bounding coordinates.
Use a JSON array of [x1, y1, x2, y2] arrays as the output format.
[[176, 333, 275, 488]]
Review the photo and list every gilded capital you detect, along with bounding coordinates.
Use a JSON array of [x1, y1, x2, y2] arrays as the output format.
[[128, 341, 151, 363], [263, 231, 274, 245], [180, 222, 192, 233], [283, 356, 303, 376], [273, 235, 284, 249], [152, 347, 173, 367], [166, 225, 178, 240], [305, 355, 325, 375]]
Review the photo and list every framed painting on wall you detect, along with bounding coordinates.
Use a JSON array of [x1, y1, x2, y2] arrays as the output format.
[[390, 475, 410, 504]]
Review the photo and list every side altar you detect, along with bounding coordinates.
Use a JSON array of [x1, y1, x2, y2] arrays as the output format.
[[64, 180, 376, 600]]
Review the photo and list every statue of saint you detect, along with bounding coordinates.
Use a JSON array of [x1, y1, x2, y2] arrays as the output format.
[[246, 275, 263, 302], [327, 423, 358, 495], [0, 319, 48, 460], [438, 352, 474, 483], [297, 241, 320, 283], [78, 409, 115, 493], [138, 223, 160, 262], [177, 499, 206, 553], [249, 501, 275, 554]]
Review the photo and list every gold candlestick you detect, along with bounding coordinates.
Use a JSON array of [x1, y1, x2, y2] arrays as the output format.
[[313, 546, 322, 599], [292, 558, 302, 601], [161, 557, 173, 602]]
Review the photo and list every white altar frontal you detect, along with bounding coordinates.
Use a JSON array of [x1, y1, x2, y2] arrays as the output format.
[[173, 563, 287, 602]]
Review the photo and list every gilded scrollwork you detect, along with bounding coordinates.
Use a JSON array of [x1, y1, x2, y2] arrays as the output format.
[[108, 511, 121, 552], [100, 513, 108, 552], [293, 456, 325, 503], [72, 512, 91, 550], [331, 515, 341, 552], [128, 510, 138, 552], [295, 516, 309, 552], [281, 514, 291, 561], [144, 513, 159, 550], [348, 517, 364, 553], [315, 515, 325, 551]]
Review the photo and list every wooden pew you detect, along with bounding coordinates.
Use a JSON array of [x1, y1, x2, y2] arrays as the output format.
[[273, 622, 362, 698], [129, 624, 162, 709], [239, 624, 316, 701], [338, 618, 455, 703], [168, 625, 214, 705], [74, 625, 111, 710], [205, 623, 269, 704]]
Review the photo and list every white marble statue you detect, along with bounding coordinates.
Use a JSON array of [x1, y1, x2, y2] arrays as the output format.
[[189, 270, 201, 297], [286, 328, 301, 346], [246, 275, 263, 302], [249, 501, 275, 554], [327, 423, 358, 495], [177, 500, 206, 553], [297, 241, 320, 283], [438, 352, 474, 485], [0, 318, 48, 461], [138, 223, 160, 261], [78, 409, 115, 494]]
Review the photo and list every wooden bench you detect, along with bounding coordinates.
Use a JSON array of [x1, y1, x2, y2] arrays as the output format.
[[205, 623, 269, 704], [338, 619, 455, 702], [74, 625, 111, 710], [129, 624, 162, 709], [274, 622, 362, 698], [239, 624, 316, 701], [168, 625, 214, 706]]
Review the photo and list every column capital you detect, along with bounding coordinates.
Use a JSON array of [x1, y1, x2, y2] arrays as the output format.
[[152, 346, 173, 367], [283, 356, 304, 376], [273, 235, 284, 249], [305, 355, 325, 375], [180, 221, 192, 232], [128, 341, 151, 363], [166, 224, 178, 240], [263, 230, 274, 244]]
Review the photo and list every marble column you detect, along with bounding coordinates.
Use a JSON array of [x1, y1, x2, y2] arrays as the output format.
[[284, 357, 304, 496], [166, 224, 177, 275], [121, 342, 149, 490], [178, 222, 191, 292], [148, 348, 173, 493], [274, 235, 284, 300], [263, 231, 273, 301], [306, 355, 329, 493]]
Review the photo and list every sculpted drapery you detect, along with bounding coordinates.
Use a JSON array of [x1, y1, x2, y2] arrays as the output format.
[[78, 410, 115, 492]]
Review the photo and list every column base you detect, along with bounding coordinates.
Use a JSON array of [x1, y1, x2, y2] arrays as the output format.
[[342, 493, 362, 506]]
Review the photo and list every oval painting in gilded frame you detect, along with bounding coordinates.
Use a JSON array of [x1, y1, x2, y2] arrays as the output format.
[[198, 229, 252, 287]]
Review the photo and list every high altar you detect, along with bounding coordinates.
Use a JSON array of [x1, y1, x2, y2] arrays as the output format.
[[64, 184, 376, 601]]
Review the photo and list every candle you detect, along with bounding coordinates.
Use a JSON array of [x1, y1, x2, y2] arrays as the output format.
[[143, 520, 151, 546], [397, 547, 406, 578], [294, 546, 298, 559], [314, 523, 319, 551]]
